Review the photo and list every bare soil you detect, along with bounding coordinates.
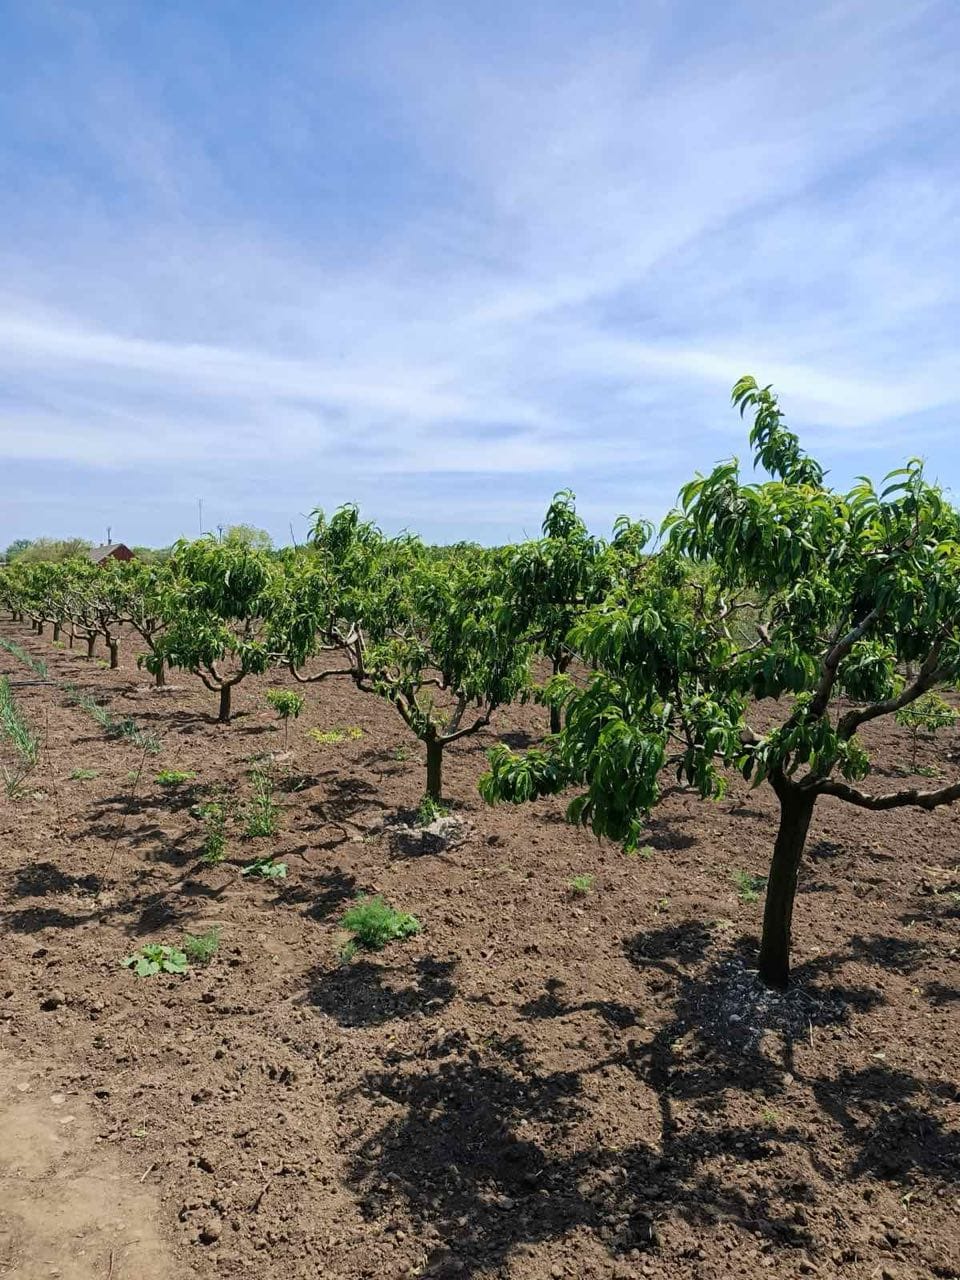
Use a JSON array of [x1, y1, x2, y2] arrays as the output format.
[[0, 625, 958, 1280]]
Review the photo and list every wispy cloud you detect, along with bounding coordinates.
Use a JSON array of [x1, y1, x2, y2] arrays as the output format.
[[0, 0, 957, 543]]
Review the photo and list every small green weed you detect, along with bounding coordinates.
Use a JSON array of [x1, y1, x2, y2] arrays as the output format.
[[626, 843, 656, 860], [197, 799, 228, 864], [64, 685, 161, 753], [393, 745, 412, 761], [69, 768, 98, 781], [241, 856, 287, 880], [308, 725, 363, 746], [761, 1107, 780, 1126], [182, 927, 220, 965], [241, 767, 280, 837], [732, 869, 767, 904], [0, 637, 47, 677], [340, 895, 421, 960], [568, 873, 594, 897], [121, 943, 188, 978], [416, 794, 451, 825], [0, 675, 40, 796], [156, 769, 196, 787]]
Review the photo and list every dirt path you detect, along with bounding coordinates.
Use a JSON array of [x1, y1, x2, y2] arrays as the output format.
[[0, 1056, 184, 1280]]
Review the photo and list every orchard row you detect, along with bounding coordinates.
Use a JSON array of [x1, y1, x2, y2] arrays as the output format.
[[4, 376, 960, 989]]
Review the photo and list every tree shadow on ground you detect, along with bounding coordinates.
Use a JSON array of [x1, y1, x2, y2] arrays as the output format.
[[8, 861, 101, 897], [279, 867, 364, 921], [1, 845, 230, 936], [342, 921, 956, 1277], [305, 955, 458, 1028], [308, 773, 387, 825]]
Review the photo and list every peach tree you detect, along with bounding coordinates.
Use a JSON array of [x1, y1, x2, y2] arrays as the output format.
[[500, 491, 650, 734], [483, 377, 960, 988], [153, 538, 278, 722], [281, 507, 529, 801]]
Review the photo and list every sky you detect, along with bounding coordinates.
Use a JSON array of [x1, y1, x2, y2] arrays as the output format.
[[1, 0, 958, 548]]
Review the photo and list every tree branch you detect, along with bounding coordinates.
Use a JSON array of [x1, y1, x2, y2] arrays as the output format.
[[837, 644, 943, 739], [815, 775, 960, 811], [806, 607, 881, 718], [288, 661, 357, 685], [442, 708, 494, 744]]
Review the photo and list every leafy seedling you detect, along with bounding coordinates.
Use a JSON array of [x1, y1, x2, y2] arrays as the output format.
[[340, 895, 421, 960], [69, 768, 98, 781], [241, 767, 280, 837], [182, 927, 220, 964], [241, 856, 287, 880], [156, 769, 196, 787], [732, 869, 767, 904], [122, 943, 188, 978], [197, 799, 228, 864], [416, 794, 451, 826], [626, 843, 656, 860], [568, 873, 594, 897]]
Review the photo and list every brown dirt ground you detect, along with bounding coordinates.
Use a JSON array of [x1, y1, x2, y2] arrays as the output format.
[[0, 624, 958, 1280]]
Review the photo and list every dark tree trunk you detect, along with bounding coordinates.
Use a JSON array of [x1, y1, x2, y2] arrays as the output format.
[[154, 660, 166, 688], [52, 623, 61, 642], [108, 637, 119, 669], [68, 629, 75, 649], [758, 784, 817, 989], [36, 621, 44, 637], [86, 635, 96, 658], [426, 739, 444, 801], [218, 683, 232, 723], [549, 652, 568, 735]]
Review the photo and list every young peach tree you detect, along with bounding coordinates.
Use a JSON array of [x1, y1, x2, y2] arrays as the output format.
[[500, 492, 650, 734], [153, 538, 278, 722], [282, 507, 529, 801], [483, 377, 960, 988]]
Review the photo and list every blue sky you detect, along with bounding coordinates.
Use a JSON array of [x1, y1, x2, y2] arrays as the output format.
[[1, 0, 958, 547]]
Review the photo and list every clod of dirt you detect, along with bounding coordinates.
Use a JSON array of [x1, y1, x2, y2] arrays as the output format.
[[199, 1219, 222, 1244], [40, 989, 66, 1011]]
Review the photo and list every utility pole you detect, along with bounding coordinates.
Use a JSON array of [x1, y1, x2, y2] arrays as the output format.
[[217, 524, 224, 543], [106, 525, 111, 545], [198, 498, 203, 536]]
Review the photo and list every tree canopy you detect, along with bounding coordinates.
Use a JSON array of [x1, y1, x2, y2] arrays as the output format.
[[483, 377, 960, 987]]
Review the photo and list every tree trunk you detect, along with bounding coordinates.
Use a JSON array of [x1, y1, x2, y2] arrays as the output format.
[[218, 683, 232, 723], [549, 653, 565, 735], [52, 623, 61, 642], [68, 629, 75, 649], [108, 637, 119, 669], [154, 660, 166, 687], [86, 635, 96, 658], [425, 739, 443, 801], [758, 785, 817, 989], [36, 621, 44, 637]]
